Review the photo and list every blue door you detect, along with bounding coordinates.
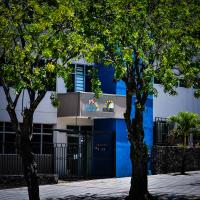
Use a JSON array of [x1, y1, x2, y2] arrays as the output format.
[[92, 131, 115, 177]]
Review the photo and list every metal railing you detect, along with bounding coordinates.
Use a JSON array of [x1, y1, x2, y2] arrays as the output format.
[[153, 117, 174, 145], [0, 142, 90, 179], [153, 117, 200, 146]]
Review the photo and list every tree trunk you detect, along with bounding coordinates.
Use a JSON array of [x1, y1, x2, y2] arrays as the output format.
[[125, 109, 153, 200], [125, 141, 152, 200], [20, 131, 40, 200]]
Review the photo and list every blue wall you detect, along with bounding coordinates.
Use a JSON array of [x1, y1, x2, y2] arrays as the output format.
[[116, 80, 126, 95], [96, 64, 126, 96], [97, 64, 116, 94], [115, 96, 153, 177], [143, 96, 153, 151], [115, 119, 131, 177], [93, 64, 153, 177]]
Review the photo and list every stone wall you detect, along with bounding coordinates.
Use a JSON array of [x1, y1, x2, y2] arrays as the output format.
[[152, 146, 200, 174]]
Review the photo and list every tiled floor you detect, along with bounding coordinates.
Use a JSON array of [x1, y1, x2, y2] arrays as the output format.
[[0, 171, 200, 200]]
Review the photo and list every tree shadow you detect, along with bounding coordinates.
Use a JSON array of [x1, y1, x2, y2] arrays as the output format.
[[46, 193, 200, 200], [155, 193, 200, 200], [171, 172, 191, 176], [46, 195, 126, 200]]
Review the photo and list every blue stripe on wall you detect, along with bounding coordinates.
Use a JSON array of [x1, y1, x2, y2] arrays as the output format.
[[116, 119, 131, 177]]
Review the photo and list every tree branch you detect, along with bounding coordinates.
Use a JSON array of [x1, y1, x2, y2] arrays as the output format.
[[30, 91, 46, 112], [124, 84, 133, 133], [0, 76, 20, 132], [141, 91, 148, 107], [13, 91, 22, 108]]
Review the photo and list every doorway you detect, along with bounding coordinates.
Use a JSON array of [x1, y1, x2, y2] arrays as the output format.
[[66, 126, 92, 178]]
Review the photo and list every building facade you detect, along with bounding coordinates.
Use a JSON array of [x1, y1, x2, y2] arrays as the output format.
[[0, 60, 200, 178]]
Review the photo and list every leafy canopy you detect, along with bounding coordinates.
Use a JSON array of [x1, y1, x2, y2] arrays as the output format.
[[84, 0, 200, 97], [0, 0, 102, 106]]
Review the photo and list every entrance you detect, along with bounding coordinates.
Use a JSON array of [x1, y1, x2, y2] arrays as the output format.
[[66, 126, 92, 178]]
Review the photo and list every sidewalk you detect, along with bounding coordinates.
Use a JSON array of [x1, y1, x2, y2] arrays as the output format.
[[0, 171, 200, 200]]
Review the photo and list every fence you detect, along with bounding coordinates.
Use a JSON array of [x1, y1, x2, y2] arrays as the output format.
[[0, 142, 90, 179], [0, 154, 53, 175], [153, 117, 174, 145]]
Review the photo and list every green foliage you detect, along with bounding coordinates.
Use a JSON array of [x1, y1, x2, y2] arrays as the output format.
[[169, 112, 200, 146], [50, 92, 60, 108], [0, 0, 96, 108], [83, 0, 200, 98], [90, 68, 102, 98], [169, 112, 200, 135]]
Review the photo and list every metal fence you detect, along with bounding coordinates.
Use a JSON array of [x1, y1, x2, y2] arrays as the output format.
[[153, 117, 200, 146], [54, 142, 89, 178], [0, 154, 53, 175], [153, 117, 174, 145], [0, 142, 90, 179]]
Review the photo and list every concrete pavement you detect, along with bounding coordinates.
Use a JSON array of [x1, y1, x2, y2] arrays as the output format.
[[0, 171, 200, 200]]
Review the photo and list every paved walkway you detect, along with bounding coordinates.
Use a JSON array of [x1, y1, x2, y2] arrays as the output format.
[[0, 171, 200, 200]]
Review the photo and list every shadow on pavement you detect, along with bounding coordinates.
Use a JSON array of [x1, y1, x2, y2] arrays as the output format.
[[46, 195, 126, 200], [46, 194, 200, 200], [155, 193, 200, 200]]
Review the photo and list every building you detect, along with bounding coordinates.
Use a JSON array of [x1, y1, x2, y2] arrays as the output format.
[[153, 83, 200, 145], [0, 59, 200, 178]]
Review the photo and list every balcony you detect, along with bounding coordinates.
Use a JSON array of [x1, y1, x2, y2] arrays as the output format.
[[58, 92, 126, 119]]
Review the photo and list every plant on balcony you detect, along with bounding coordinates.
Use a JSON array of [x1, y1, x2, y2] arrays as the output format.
[[169, 112, 200, 174]]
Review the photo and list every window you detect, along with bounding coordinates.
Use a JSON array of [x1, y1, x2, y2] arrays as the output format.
[[81, 126, 92, 135], [33, 124, 42, 133], [32, 124, 54, 154], [5, 122, 14, 132], [43, 124, 53, 133], [76, 65, 84, 92], [0, 122, 54, 155], [0, 122, 16, 154], [0, 122, 3, 131], [32, 134, 41, 154], [0, 133, 3, 154], [4, 133, 16, 154], [42, 134, 53, 154], [67, 64, 92, 92]]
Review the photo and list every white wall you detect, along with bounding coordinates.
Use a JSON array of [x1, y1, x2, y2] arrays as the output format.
[[56, 77, 66, 93], [153, 84, 200, 119], [0, 87, 57, 124]]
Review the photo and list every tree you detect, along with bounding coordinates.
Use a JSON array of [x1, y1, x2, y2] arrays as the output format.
[[169, 112, 200, 174], [83, 0, 200, 199], [0, 1, 96, 199]]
